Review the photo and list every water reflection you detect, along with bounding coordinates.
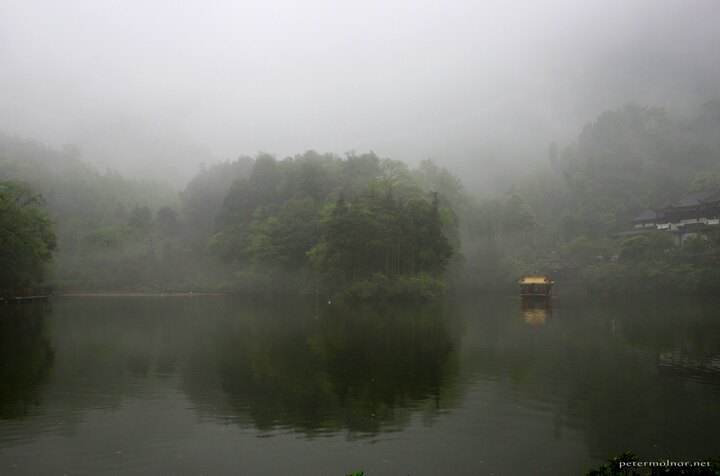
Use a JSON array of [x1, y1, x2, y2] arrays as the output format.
[[520, 298, 554, 325], [460, 296, 720, 461], [0, 303, 54, 419], [1, 296, 719, 475], [23, 298, 460, 438], [181, 300, 460, 436]]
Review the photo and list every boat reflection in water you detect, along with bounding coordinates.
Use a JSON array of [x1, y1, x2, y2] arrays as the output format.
[[521, 298, 553, 325]]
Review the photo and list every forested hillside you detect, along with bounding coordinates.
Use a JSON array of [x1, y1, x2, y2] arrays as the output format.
[[0, 133, 180, 289], [2, 100, 720, 296], [464, 101, 720, 292], [0, 137, 462, 297]]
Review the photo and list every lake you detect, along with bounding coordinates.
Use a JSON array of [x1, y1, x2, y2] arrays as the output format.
[[1, 295, 719, 475]]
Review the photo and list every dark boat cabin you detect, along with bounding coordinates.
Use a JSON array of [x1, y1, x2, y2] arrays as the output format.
[[518, 276, 553, 297]]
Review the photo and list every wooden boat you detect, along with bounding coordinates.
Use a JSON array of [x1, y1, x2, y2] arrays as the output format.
[[518, 276, 553, 297]]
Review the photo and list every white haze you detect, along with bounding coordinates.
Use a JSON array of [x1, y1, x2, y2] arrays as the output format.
[[1, 0, 719, 187]]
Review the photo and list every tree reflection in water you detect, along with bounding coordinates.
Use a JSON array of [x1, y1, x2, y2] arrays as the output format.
[[460, 295, 720, 462], [5, 295, 717, 469], [180, 299, 460, 437], [0, 303, 54, 419]]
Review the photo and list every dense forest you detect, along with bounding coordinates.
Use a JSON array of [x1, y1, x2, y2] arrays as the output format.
[[1, 100, 720, 297], [0, 136, 462, 298], [507, 101, 720, 293], [208, 152, 457, 298]]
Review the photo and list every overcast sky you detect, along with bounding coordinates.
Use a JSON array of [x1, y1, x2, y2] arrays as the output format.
[[1, 0, 719, 185]]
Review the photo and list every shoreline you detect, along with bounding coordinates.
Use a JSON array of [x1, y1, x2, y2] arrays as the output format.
[[55, 292, 231, 298]]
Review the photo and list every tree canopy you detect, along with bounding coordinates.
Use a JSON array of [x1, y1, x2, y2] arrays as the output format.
[[0, 181, 56, 289], [2, 98, 720, 296], [210, 152, 459, 298]]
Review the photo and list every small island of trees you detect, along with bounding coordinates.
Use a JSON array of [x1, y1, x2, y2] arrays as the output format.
[[208, 153, 456, 299]]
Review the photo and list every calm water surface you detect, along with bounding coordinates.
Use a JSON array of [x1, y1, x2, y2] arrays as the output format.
[[1, 295, 719, 475]]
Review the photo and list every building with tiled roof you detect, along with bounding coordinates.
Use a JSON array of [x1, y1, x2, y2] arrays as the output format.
[[622, 188, 720, 244]]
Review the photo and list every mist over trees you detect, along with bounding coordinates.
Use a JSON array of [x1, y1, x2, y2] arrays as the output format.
[[1, 99, 720, 296], [0, 138, 462, 297], [464, 101, 720, 292], [209, 152, 457, 298]]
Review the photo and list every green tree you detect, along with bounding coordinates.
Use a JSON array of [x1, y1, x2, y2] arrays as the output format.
[[128, 205, 152, 231], [559, 104, 676, 237], [618, 233, 674, 263], [560, 236, 609, 266], [309, 194, 453, 297], [502, 191, 536, 233], [689, 171, 720, 192], [207, 151, 459, 297], [155, 206, 180, 238], [0, 181, 57, 288], [414, 159, 465, 207], [243, 197, 320, 268], [179, 157, 253, 251]]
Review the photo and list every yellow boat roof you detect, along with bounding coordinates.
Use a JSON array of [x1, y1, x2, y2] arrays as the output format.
[[519, 276, 551, 284]]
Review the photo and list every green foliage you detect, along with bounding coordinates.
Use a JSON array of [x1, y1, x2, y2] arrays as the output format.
[[572, 231, 720, 295], [243, 197, 320, 268], [689, 172, 720, 192], [208, 152, 458, 298], [84, 226, 124, 251], [560, 104, 675, 237], [618, 233, 675, 263], [6, 97, 720, 295], [179, 157, 253, 251], [414, 159, 465, 206], [502, 191, 536, 233], [504, 102, 718, 243], [581, 253, 720, 296], [0, 133, 188, 290], [308, 195, 452, 298], [587, 452, 641, 476], [128, 205, 152, 231], [0, 181, 56, 288], [560, 236, 609, 266], [457, 101, 720, 293], [155, 206, 180, 237], [343, 272, 445, 300]]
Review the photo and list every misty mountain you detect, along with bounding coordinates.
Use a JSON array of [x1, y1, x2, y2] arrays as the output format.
[[1, 0, 718, 186]]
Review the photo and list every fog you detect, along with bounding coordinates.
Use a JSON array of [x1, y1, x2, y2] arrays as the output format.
[[1, 0, 719, 186]]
